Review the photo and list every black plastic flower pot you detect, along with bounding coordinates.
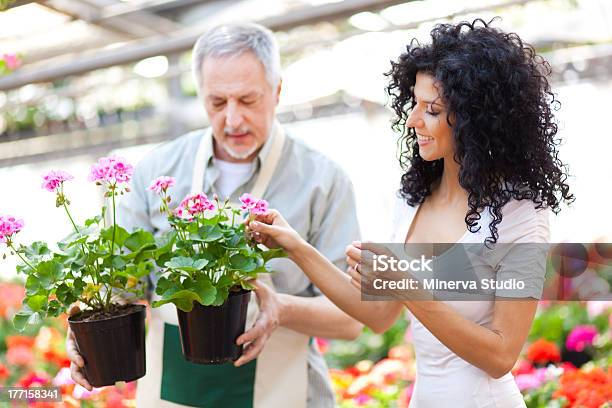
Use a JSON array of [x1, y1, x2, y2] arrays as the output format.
[[176, 289, 251, 364], [68, 304, 146, 387]]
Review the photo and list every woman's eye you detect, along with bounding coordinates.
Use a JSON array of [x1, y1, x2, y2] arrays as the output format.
[[426, 110, 439, 116]]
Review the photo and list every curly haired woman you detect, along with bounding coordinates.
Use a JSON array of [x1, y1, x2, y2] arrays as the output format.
[[249, 19, 574, 407]]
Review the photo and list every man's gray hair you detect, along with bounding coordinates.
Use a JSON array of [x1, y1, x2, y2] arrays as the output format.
[[192, 23, 281, 95]]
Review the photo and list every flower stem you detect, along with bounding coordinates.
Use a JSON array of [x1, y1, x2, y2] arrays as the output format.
[[108, 186, 117, 310], [9, 243, 36, 271], [62, 202, 80, 234]]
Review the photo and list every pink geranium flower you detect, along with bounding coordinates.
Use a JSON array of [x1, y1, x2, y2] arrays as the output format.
[[148, 176, 176, 194], [565, 325, 598, 352], [240, 193, 268, 215], [0, 215, 24, 243], [88, 156, 133, 185], [3, 53, 21, 70], [252, 199, 269, 215], [41, 170, 74, 192], [174, 206, 194, 221], [180, 193, 215, 215], [239, 193, 257, 210], [515, 367, 547, 391]]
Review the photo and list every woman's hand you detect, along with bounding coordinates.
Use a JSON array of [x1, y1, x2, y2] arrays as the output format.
[[248, 209, 306, 256]]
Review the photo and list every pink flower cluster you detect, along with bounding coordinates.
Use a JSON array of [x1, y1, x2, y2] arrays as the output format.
[[0, 215, 24, 243], [148, 176, 176, 194], [2, 53, 21, 70], [565, 325, 598, 352], [88, 156, 133, 185], [178, 193, 215, 217], [239, 193, 269, 215], [41, 170, 74, 192]]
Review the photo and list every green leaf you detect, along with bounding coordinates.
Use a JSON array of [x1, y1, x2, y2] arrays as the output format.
[[125, 230, 155, 252], [59, 225, 99, 248], [100, 226, 130, 247], [111, 255, 127, 270], [229, 254, 257, 272], [152, 289, 200, 312], [196, 225, 224, 242], [23, 241, 50, 259], [165, 256, 209, 272], [136, 261, 154, 278], [13, 310, 41, 331], [262, 248, 287, 263], [155, 276, 172, 295], [47, 300, 63, 316], [37, 260, 65, 289], [25, 275, 42, 295], [26, 295, 47, 312], [85, 215, 102, 227], [56, 283, 78, 305], [191, 279, 216, 306], [211, 286, 229, 306]]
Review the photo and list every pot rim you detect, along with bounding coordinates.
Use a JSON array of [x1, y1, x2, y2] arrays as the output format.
[[68, 303, 146, 325]]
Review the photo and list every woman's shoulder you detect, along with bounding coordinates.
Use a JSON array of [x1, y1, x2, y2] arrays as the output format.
[[496, 199, 551, 243]]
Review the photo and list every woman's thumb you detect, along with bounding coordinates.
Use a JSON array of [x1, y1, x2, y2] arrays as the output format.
[[250, 220, 276, 235]]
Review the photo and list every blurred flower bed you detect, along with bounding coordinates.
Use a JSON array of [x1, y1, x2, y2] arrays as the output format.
[[322, 302, 611, 408], [0, 282, 136, 407], [1, 280, 610, 407]]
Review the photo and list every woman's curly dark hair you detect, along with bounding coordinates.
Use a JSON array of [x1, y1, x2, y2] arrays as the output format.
[[386, 18, 574, 244]]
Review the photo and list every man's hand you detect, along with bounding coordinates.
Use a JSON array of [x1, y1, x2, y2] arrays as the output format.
[[233, 280, 280, 367], [65, 304, 93, 391]]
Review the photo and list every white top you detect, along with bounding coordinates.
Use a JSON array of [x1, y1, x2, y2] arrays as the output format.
[[392, 197, 550, 408], [212, 158, 255, 200]]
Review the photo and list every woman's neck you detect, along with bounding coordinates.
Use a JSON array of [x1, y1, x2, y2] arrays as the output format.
[[432, 156, 467, 205]]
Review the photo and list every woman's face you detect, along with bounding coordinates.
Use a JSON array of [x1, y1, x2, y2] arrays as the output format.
[[406, 72, 454, 162]]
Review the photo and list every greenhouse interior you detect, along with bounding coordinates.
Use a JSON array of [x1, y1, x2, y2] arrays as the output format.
[[0, 0, 611, 407]]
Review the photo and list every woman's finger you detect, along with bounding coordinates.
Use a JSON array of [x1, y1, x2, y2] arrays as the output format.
[[348, 266, 361, 282], [345, 244, 361, 260]]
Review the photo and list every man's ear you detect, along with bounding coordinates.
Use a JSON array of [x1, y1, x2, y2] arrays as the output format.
[[274, 78, 282, 105]]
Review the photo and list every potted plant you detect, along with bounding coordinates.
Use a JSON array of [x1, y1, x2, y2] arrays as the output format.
[[149, 178, 285, 364], [1, 156, 159, 387]]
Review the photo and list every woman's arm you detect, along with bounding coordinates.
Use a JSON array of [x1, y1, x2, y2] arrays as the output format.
[[249, 214, 404, 333], [290, 242, 404, 333], [402, 298, 537, 378], [344, 242, 538, 378]]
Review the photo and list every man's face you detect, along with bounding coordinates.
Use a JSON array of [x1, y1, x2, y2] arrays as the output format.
[[200, 52, 281, 162]]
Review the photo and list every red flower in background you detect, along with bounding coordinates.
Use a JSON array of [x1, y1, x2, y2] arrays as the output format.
[[43, 350, 70, 368], [17, 372, 50, 387], [553, 367, 612, 407], [527, 339, 561, 365], [0, 363, 10, 382], [6, 335, 35, 349]]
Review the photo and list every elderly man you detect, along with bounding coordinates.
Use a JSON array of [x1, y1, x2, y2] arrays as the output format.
[[66, 23, 362, 407]]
